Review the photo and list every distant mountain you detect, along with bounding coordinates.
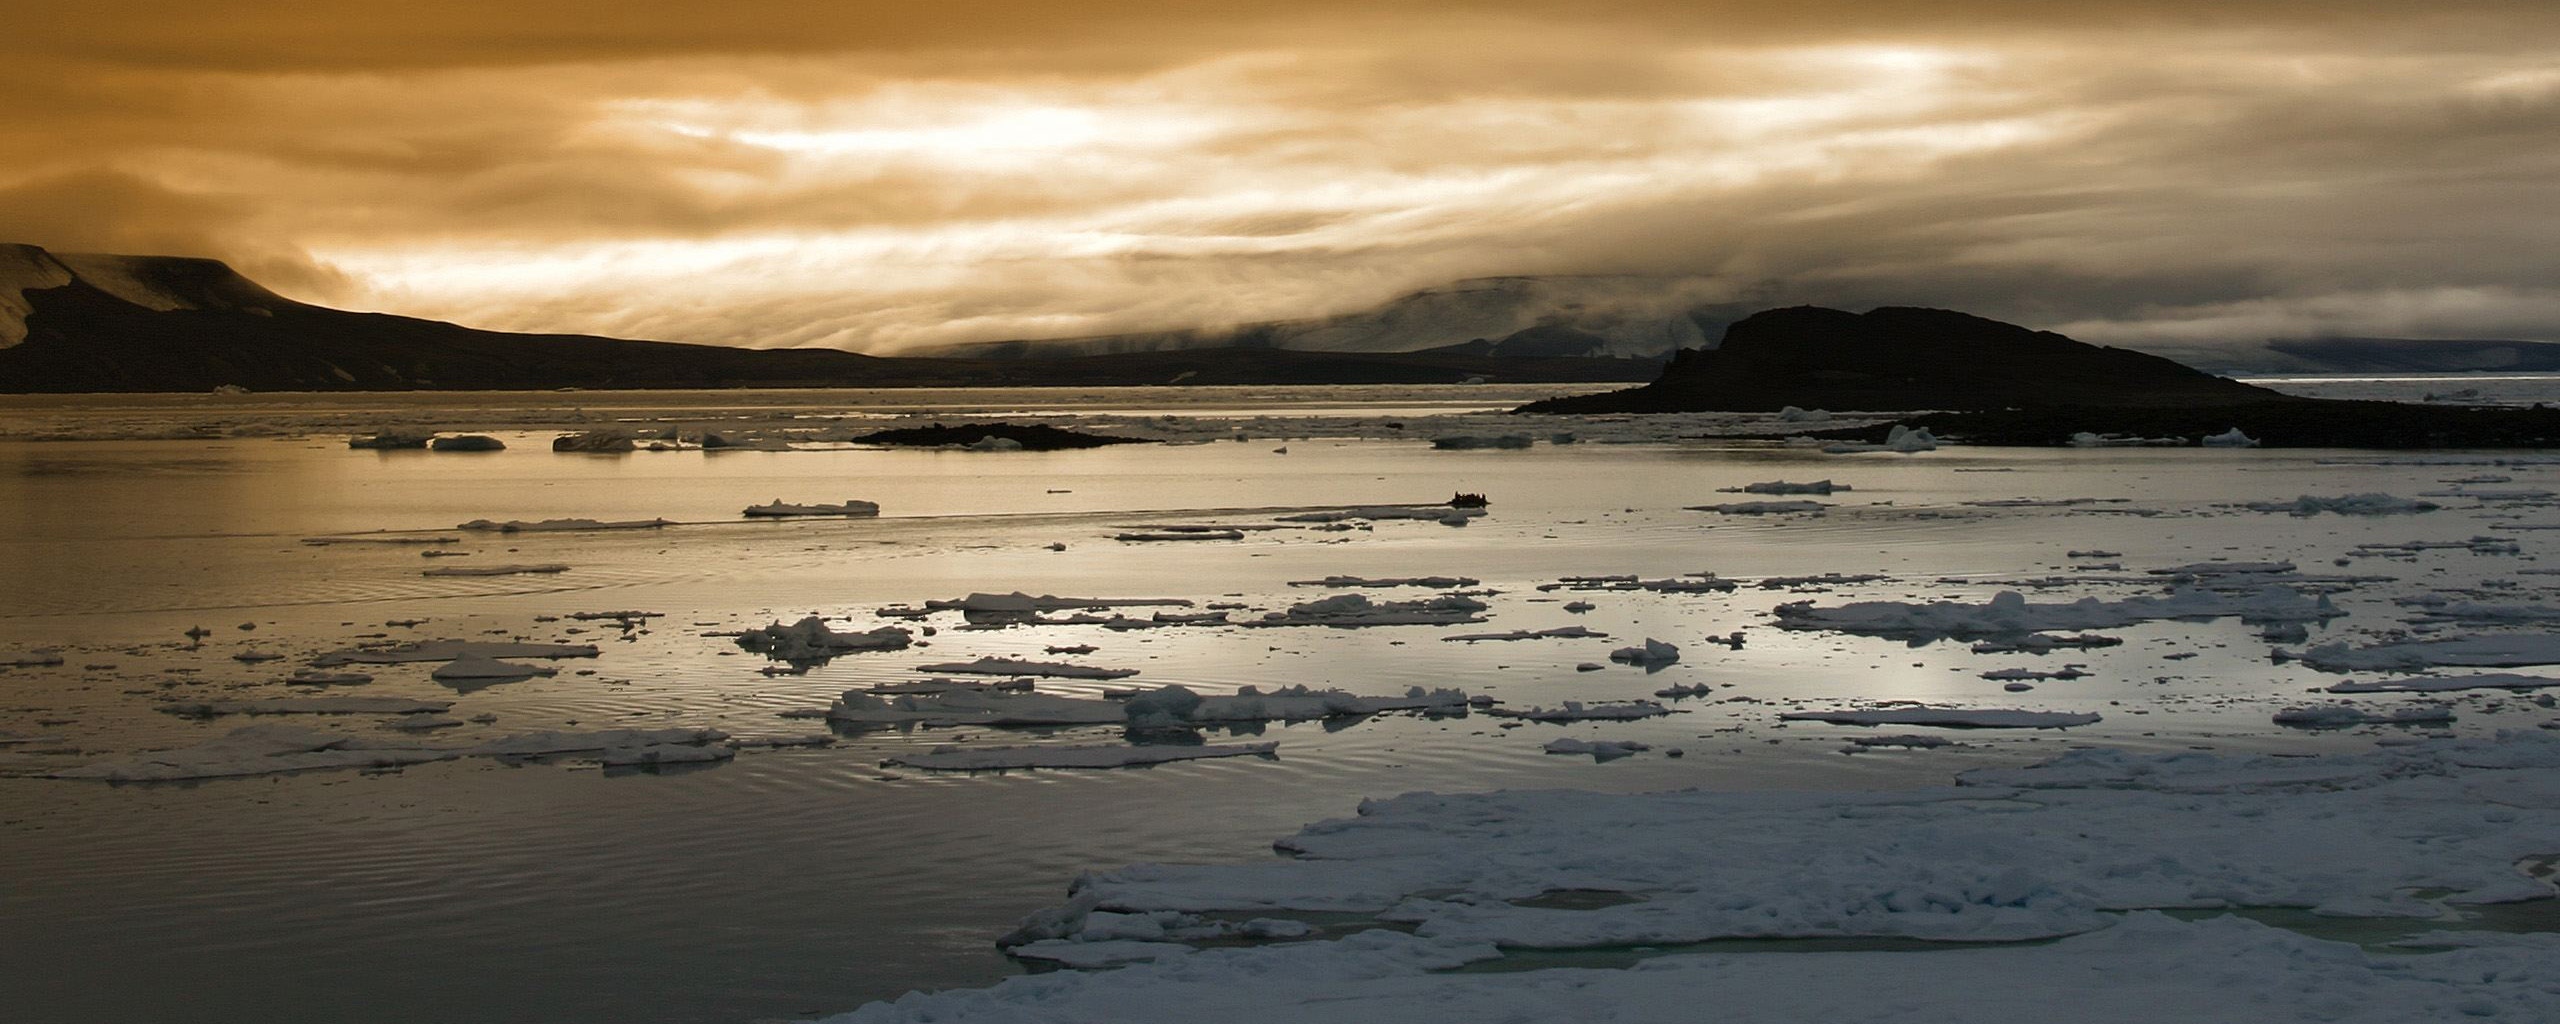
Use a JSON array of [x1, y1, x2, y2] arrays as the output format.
[[1524, 306, 2292, 414], [2138, 337, 2560, 376], [919, 276, 1717, 361], [0, 245, 1658, 393]]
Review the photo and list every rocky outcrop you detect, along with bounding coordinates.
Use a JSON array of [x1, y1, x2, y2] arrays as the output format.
[[1520, 306, 2292, 414]]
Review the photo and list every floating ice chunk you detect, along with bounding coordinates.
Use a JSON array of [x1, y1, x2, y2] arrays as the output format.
[[1539, 574, 1735, 594], [1006, 939, 1198, 967], [311, 640, 600, 666], [2273, 704, 2456, 727], [282, 669, 374, 685], [1429, 434, 1534, 450], [159, 697, 453, 716], [1652, 681, 1713, 698], [1981, 666, 2090, 681], [1483, 701, 1673, 722], [231, 650, 283, 663], [598, 743, 736, 767], [1290, 576, 1480, 588], [1442, 626, 1608, 642], [2242, 493, 2439, 516], [48, 725, 728, 781], [2201, 427, 2260, 447], [2280, 635, 2560, 672], [4, 649, 68, 667], [1738, 480, 1846, 495], [420, 563, 569, 577], [925, 593, 1194, 616], [1824, 424, 1937, 453], [882, 742, 1278, 771], [1971, 633, 2123, 654], [914, 657, 1140, 679], [2146, 561, 2295, 577], [1276, 506, 1487, 524], [347, 431, 433, 449], [966, 435, 1024, 451], [1843, 733, 1955, 750], [1777, 405, 1832, 421], [1685, 500, 1827, 515], [827, 689, 1128, 727], [2328, 673, 2560, 693], [428, 434, 505, 452], [1247, 593, 1489, 628], [2069, 432, 2186, 447], [430, 656, 557, 683], [456, 517, 674, 532], [1780, 707, 2101, 728], [1542, 738, 1650, 760], [550, 430, 636, 453], [1777, 587, 2338, 640], [1607, 638, 1680, 665], [736, 617, 914, 661], [743, 499, 880, 517], [1756, 573, 1888, 590], [1190, 685, 1472, 722]]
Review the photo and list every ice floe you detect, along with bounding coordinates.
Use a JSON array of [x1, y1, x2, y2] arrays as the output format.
[[1776, 588, 2337, 640], [1246, 593, 1490, 628], [1779, 707, 2101, 728], [159, 697, 453, 716], [2200, 427, 2260, 447], [1443, 626, 1608, 642], [2327, 673, 2560, 693], [735, 617, 915, 661], [2241, 494, 2439, 516], [880, 742, 1279, 771], [420, 563, 569, 577], [1541, 738, 1650, 760], [1733, 479, 1846, 495], [1484, 701, 1673, 722], [49, 724, 730, 781], [1290, 575, 1479, 588], [1685, 500, 1828, 515], [2279, 635, 2560, 672], [913, 657, 1140, 679], [310, 640, 599, 666], [2272, 704, 2456, 727], [455, 517, 674, 532], [742, 499, 880, 517], [1606, 639, 1680, 665]]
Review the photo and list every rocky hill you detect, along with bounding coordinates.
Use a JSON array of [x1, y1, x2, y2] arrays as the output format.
[[1521, 306, 2293, 414]]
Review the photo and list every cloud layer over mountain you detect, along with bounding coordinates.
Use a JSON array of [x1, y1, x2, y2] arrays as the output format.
[[7, 2, 2556, 351]]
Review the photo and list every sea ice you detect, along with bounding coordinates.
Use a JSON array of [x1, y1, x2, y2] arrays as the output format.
[[1443, 626, 1609, 642], [2200, 427, 2261, 447], [2272, 704, 2456, 727], [1775, 587, 2338, 640], [2241, 493, 2439, 516], [1483, 701, 1673, 722], [420, 563, 569, 577], [455, 517, 674, 532], [1246, 593, 1490, 628], [743, 499, 880, 517], [1607, 639, 1680, 665], [2279, 635, 2560, 672], [310, 640, 600, 666], [430, 656, 557, 683], [1290, 575, 1480, 588], [735, 617, 914, 661], [1685, 500, 1828, 515], [2327, 673, 2560, 693], [1736, 480, 1846, 495], [913, 657, 1141, 679], [1779, 707, 2101, 728], [1541, 738, 1651, 760], [880, 742, 1279, 771]]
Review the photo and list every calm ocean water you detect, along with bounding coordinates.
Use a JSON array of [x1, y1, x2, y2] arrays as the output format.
[[6, 376, 2559, 1024]]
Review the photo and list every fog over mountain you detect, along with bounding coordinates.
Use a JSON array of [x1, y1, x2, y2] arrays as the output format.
[[5, 2, 2556, 355]]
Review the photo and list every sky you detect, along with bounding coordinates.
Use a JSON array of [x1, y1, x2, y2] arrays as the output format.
[[6, 1, 2558, 352]]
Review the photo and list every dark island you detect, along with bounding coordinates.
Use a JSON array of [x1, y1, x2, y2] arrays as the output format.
[[1520, 306, 2560, 449]]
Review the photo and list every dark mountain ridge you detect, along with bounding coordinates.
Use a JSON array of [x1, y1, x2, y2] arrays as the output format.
[[0, 244, 1654, 393]]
